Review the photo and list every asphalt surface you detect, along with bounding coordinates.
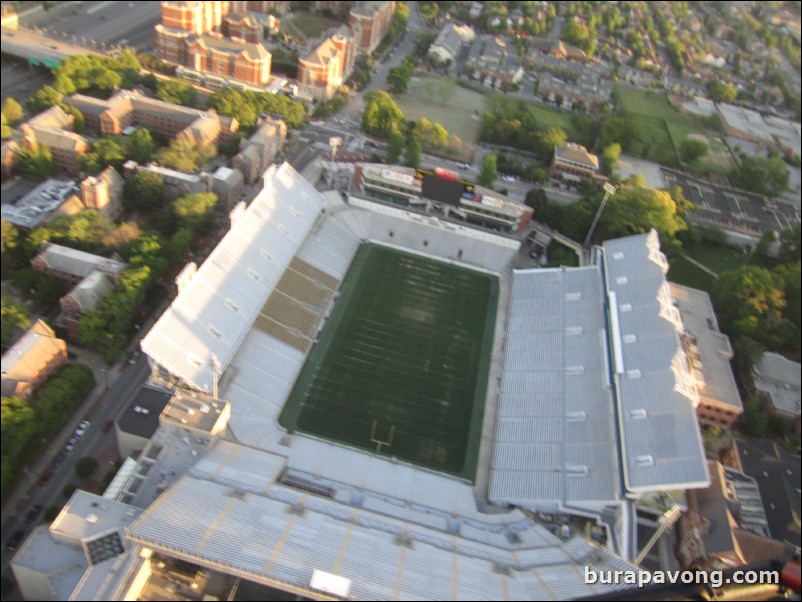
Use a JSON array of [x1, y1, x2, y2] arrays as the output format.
[[662, 167, 801, 236], [19, 0, 160, 49]]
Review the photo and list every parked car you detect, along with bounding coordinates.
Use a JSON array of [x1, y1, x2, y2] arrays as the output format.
[[75, 420, 91, 437], [65, 436, 78, 453], [102, 419, 114, 432], [51, 451, 66, 469], [25, 504, 42, 524], [7, 529, 25, 551], [129, 351, 141, 365]]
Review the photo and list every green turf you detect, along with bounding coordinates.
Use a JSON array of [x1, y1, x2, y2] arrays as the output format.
[[284, 12, 342, 40], [614, 86, 734, 173], [280, 244, 498, 480], [668, 256, 716, 292]]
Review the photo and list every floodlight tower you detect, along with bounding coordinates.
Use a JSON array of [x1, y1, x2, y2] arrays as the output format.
[[329, 136, 342, 162], [583, 182, 617, 249]]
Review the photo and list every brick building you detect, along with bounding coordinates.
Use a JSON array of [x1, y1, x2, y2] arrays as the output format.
[[64, 90, 238, 147], [0, 320, 67, 400], [296, 27, 356, 102], [348, 1, 395, 55], [233, 116, 287, 184], [19, 106, 89, 175], [550, 143, 602, 185], [155, 0, 285, 87], [80, 166, 124, 219]]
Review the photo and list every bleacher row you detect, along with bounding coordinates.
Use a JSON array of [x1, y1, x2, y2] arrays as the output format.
[[253, 257, 340, 352]]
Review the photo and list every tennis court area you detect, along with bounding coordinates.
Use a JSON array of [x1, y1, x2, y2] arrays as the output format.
[[280, 244, 498, 480]]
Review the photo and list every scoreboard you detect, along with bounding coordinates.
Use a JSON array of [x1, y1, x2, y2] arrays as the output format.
[[415, 168, 478, 206]]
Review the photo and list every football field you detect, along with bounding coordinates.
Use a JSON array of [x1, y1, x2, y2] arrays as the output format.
[[279, 244, 498, 480]]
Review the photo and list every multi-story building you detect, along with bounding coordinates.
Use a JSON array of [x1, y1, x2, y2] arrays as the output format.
[[156, 0, 283, 87], [0, 320, 67, 400], [186, 33, 271, 86], [348, 0, 395, 55], [670, 283, 743, 429], [233, 116, 287, 184], [550, 142, 602, 184], [80, 166, 124, 219], [296, 26, 356, 102], [754, 353, 801, 435], [64, 90, 239, 147], [18, 106, 89, 175], [353, 162, 533, 233]]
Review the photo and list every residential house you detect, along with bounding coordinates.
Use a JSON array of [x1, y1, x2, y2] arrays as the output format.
[[428, 23, 474, 65], [465, 35, 523, 89]]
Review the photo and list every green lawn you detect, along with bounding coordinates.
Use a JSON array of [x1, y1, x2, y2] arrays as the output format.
[[668, 256, 716, 291], [395, 77, 486, 160], [280, 244, 497, 481], [283, 12, 342, 40], [615, 87, 734, 174]]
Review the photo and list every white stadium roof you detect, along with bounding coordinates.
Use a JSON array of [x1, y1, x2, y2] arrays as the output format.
[[490, 266, 620, 507], [141, 163, 325, 392], [603, 231, 709, 493]]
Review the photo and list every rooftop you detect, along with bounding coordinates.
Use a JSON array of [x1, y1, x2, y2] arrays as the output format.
[[670, 283, 743, 412], [11, 490, 143, 601], [0, 179, 78, 228], [1, 320, 64, 392], [117, 384, 174, 439], [554, 143, 600, 170], [754, 353, 801, 417], [193, 33, 271, 61], [33, 242, 126, 279]]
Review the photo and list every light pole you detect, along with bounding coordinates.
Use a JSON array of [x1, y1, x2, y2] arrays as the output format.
[[583, 182, 617, 248], [329, 136, 342, 162]]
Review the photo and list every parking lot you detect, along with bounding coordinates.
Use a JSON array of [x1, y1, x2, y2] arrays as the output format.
[[663, 167, 800, 236]]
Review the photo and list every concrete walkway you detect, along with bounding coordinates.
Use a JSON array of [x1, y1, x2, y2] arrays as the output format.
[[680, 253, 719, 278]]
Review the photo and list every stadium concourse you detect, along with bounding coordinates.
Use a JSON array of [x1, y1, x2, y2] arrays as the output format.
[[12, 162, 709, 601]]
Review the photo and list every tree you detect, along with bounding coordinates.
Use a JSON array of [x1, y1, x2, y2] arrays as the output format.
[[155, 139, 215, 172], [386, 130, 404, 163], [1, 297, 30, 347], [91, 67, 123, 94], [601, 143, 621, 176], [2, 98, 23, 125], [173, 192, 218, 229], [75, 456, 98, 479], [0, 113, 9, 139], [361, 91, 405, 138], [1, 220, 18, 256], [80, 137, 126, 175], [25, 86, 63, 114], [125, 128, 156, 164], [599, 185, 687, 247], [156, 79, 197, 107], [16, 145, 56, 181], [403, 139, 422, 168], [708, 79, 738, 103], [124, 170, 164, 210], [678, 138, 708, 164], [601, 116, 639, 152], [712, 266, 786, 342], [387, 58, 414, 95], [478, 153, 498, 187], [536, 127, 567, 159], [730, 154, 789, 197]]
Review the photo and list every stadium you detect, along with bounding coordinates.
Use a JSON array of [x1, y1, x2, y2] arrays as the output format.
[[119, 162, 709, 600]]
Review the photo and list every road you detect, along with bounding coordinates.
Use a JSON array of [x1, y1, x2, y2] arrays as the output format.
[[1, 356, 150, 572], [18, 0, 161, 49]]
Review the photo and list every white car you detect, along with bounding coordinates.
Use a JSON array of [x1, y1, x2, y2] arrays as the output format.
[[75, 420, 91, 437], [502, 175, 516, 183]]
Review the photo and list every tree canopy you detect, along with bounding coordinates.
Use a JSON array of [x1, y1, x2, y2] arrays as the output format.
[[599, 185, 687, 247], [207, 85, 305, 129], [712, 266, 786, 344], [478, 154, 498, 187], [730, 154, 789, 197], [16, 145, 56, 181], [361, 91, 405, 138], [1, 297, 30, 348], [124, 170, 164, 210]]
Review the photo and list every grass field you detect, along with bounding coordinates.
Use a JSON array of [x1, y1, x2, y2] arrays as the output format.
[[667, 256, 716, 291], [283, 12, 341, 40], [395, 77, 486, 160], [667, 241, 769, 292], [615, 87, 734, 174], [280, 244, 498, 480]]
